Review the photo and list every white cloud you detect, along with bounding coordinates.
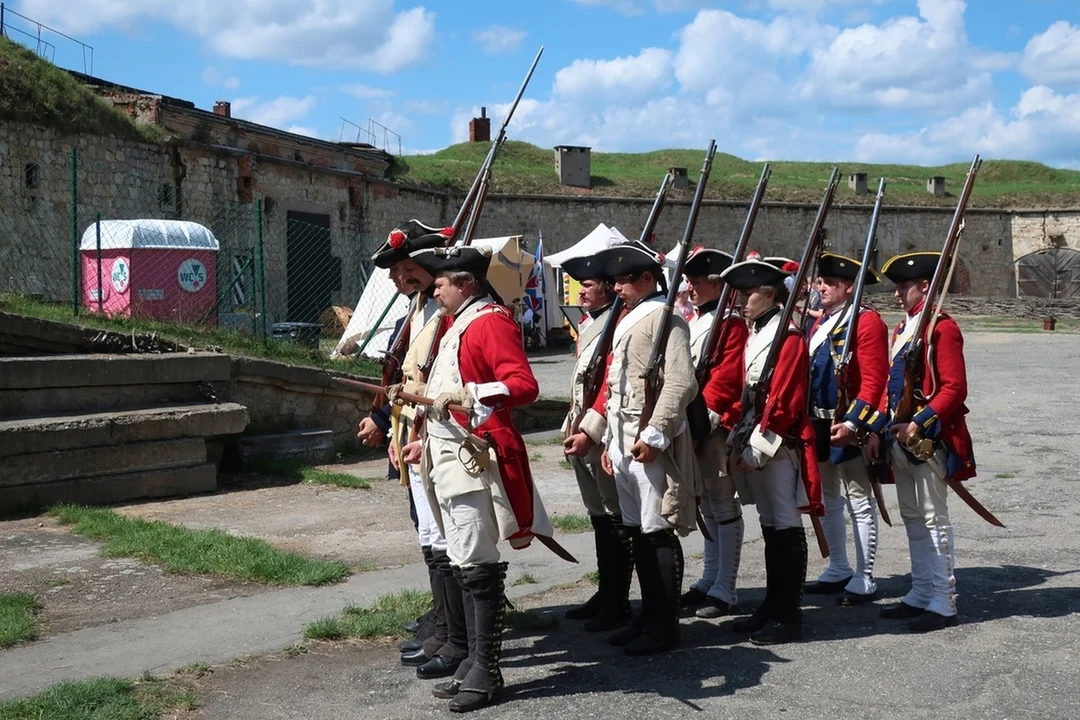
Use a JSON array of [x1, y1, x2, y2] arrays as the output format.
[[799, 0, 993, 113], [1019, 21, 1080, 87], [17, 0, 436, 72], [853, 86, 1080, 166], [231, 95, 316, 129], [201, 65, 240, 90], [471, 25, 526, 55], [341, 83, 397, 99], [286, 126, 320, 139], [554, 48, 674, 102]]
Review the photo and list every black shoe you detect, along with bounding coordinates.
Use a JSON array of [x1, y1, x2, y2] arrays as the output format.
[[695, 598, 732, 619], [750, 621, 802, 646], [607, 623, 642, 647], [804, 577, 852, 594], [403, 620, 421, 634], [432, 680, 461, 699], [837, 590, 878, 607], [400, 647, 429, 667], [397, 637, 423, 652], [731, 610, 768, 634], [679, 588, 708, 608], [449, 689, 497, 713], [879, 601, 924, 619], [564, 593, 604, 620], [583, 609, 632, 632], [416, 655, 463, 680], [908, 611, 958, 633], [623, 630, 678, 656]]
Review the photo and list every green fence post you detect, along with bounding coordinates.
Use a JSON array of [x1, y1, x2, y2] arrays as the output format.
[[70, 147, 78, 315], [256, 199, 266, 341]]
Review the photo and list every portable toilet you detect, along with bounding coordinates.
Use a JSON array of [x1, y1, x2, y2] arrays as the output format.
[[81, 219, 219, 324]]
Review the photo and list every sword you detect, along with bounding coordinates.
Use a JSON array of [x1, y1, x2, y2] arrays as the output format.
[[946, 477, 1005, 527], [871, 480, 893, 527], [695, 503, 714, 542], [810, 514, 830, 559], [536, 534, 579, 563]]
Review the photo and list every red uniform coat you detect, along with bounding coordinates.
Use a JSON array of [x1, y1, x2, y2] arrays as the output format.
[[446, 303, 543, 541], [702, 315, 749, 428], [730, 323, 824, 516], [882, 300, 976, 481]]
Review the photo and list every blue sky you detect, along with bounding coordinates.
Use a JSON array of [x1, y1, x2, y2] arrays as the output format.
[[7, 0, 1080, 166]]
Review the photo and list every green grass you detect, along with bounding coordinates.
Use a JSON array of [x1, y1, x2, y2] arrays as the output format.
[[0, 37, 166, 144], [583, 570, 600, 585], [391, 140, 1080, 208], [304, 590, 432, 640], [558, 459, 574, 471], [0, 676, 195, 720], [0, 593, 40, 648], [245, 459, 373, 489], [994, 472, 1016, 479], [550, 513, 592, 533], [0, 294, 383, 376], [49, 504, 351, 586], [512, 572, 538, 586]]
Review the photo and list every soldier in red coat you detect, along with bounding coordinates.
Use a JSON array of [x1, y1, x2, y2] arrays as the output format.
[[677, 247, 751, 620], [878, 251, 976, 633], [722, 258, 823, 646], [396, 245, 554, 712], [804, 253, 891, 607]]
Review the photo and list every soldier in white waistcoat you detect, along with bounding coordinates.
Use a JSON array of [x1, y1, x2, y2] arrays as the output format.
[[357, 220, 468, 679], [592, 239, 699, 656], [721, 259, 823, 646], [395, 245, 553, 713], [677, 247, 750, 620], [560, 254, 634, 632], [803, 253, 890, 607]]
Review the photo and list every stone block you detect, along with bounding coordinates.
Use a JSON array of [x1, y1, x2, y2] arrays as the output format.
[[0, 437, 208, 487], [0, 403, 249, 457], [238, 428, 335, 466], [0, 352, 228, 390], [0, 463, 218, 516]]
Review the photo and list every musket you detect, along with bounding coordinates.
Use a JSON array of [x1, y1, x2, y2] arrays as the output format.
[[731, 167, 840, 558], [833, 177, 892, 527], [694, 163, 771, 387], [566, 170, 675, 438], [892, 155, 1003, 528], [360, 47, 545, 406]]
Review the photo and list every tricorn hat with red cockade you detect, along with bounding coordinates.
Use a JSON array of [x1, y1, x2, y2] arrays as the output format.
[[371, 220, 455, 269]]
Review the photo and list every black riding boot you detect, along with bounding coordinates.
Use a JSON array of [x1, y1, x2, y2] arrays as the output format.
[[432, 565, 476, 698], [566, 514, 612, 620], [608, 525, 647, 646], [733, 526, 778, 633], [624, 529, 681, 655], [751, 527, 807, 645], [449, 562, 508, 713], [584, 515, 635, 632], [417, 550, 469, 678]]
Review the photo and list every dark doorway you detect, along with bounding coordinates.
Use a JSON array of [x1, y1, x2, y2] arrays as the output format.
[[1017, 247, 1080, 300], [286, 211, 340, 323]]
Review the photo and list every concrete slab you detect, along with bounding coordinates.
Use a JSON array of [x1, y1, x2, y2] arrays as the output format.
[[238, 429, 335, 465], [0, 403, 249, 457], [0, 463, 217, 515], [0, 438, 207, 487], [0, 353, 231, 390]]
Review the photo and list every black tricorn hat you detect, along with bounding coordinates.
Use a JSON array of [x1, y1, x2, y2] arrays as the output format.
[[561, 254, 613, 283], [594, 239, 665, 278], [683, 246, 734, 278], [371, 219, 455, 269], [818, 252, 882, 285], [409, 245, 493, 280], [764, 256, 797, 272], [719, 259, 789, 290], [881, 251, 940, 283]]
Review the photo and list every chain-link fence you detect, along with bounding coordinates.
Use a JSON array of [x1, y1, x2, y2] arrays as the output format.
[[0, 147, 402, 361]]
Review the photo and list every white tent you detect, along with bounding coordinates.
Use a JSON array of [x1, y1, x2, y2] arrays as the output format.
[[332, 235, 541, 360], [546, 223, 631, 268]]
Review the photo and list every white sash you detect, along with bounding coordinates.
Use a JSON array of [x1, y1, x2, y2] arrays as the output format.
[[612, 297, 665, 346], [891, 313, 919, 361], [808, 305, 849, 355]]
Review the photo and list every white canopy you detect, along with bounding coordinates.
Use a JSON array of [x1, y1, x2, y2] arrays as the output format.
[[333, 235, 540, 360], [546, 223, 631, 268], [79, 219, 219, 251]]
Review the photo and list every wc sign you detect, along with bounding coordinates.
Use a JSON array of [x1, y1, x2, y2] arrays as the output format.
[[178, 259, 207, 292]]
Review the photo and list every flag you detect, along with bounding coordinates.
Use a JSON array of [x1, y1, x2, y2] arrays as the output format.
[[524, 232, 545, 319]]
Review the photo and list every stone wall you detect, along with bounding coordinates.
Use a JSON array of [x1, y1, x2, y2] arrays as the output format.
[[3, 119, 1079, 316]]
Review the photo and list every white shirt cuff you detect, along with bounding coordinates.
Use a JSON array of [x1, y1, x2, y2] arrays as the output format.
[[467, 382, 506, 426], [640, 424, 671, 450]]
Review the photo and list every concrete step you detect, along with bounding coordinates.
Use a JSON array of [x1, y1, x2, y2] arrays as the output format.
[[1, 463, 217, 515], [0, 438, 208, 487], [0, 403, 249, 457], [238, 428, 335, 466], [0, 353, 232, 417]]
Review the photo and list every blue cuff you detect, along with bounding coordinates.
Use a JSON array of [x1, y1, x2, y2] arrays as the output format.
[[912, 405, 941, 439], [843, 398, 876, 431], [371, 403, 393, 432]]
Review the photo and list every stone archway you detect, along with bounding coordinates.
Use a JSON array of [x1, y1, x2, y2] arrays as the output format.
[[949, 256, 971, 295], [1017, 247, 1080, 299]]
